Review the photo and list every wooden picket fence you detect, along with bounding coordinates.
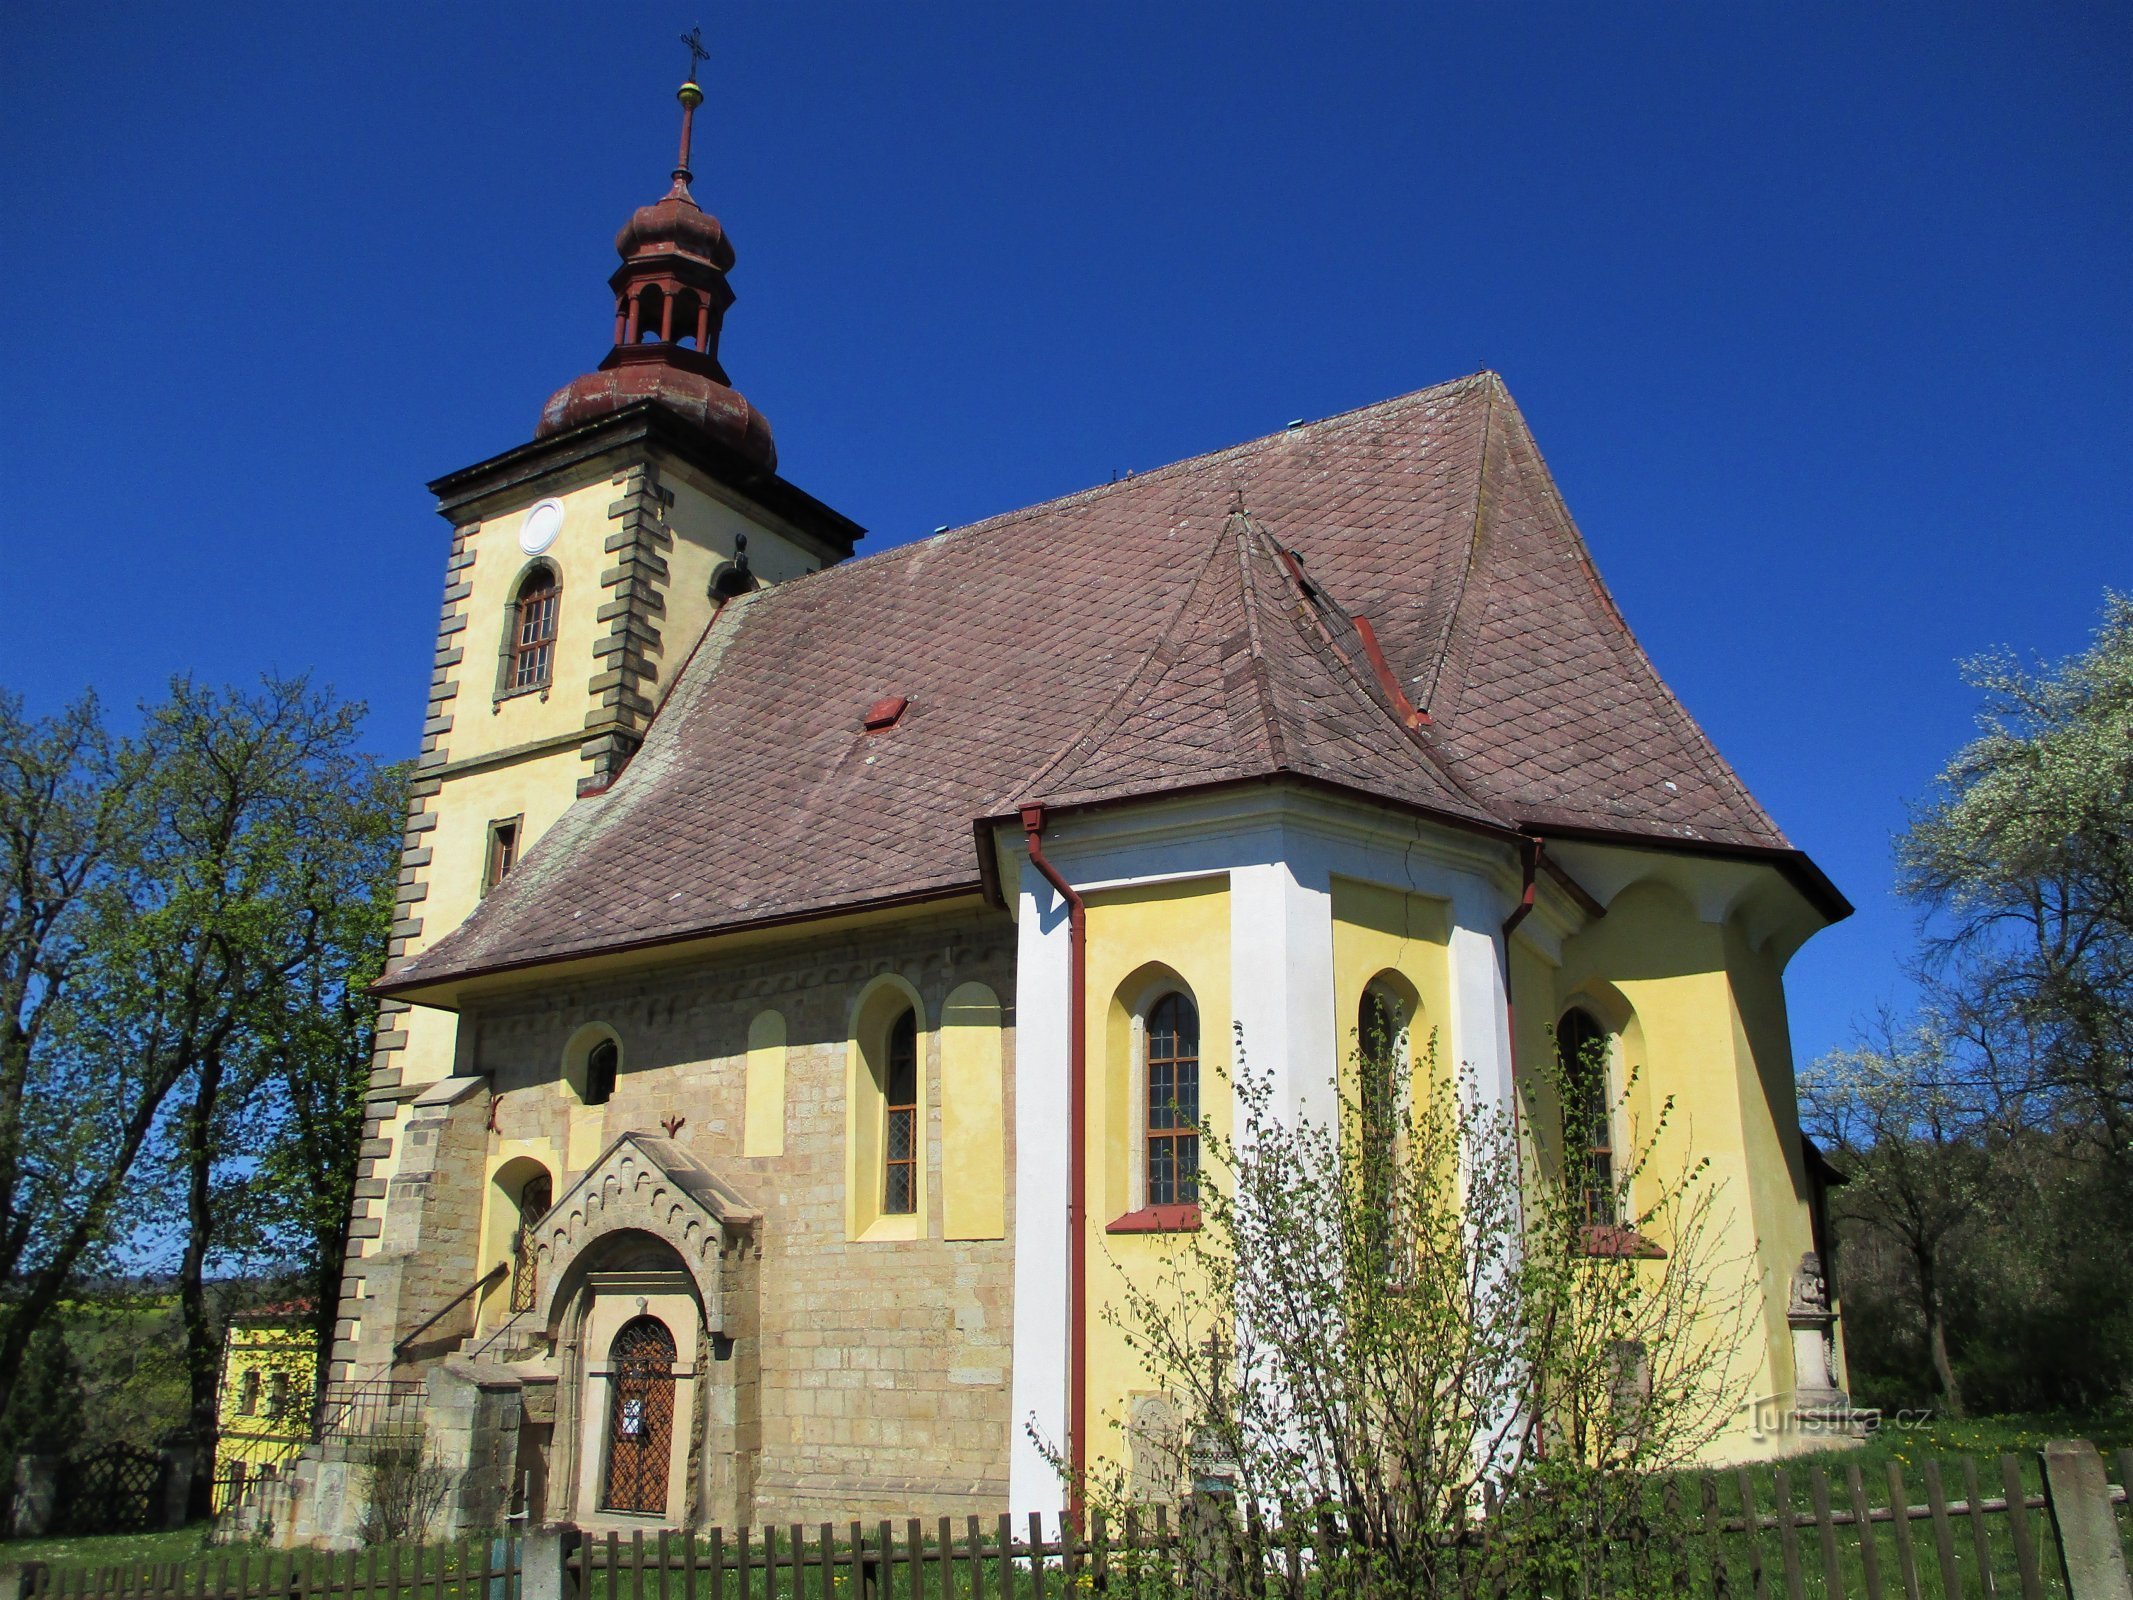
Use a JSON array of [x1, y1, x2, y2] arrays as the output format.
[[12, 1443, 2131, 1600], [18, 1534, 524, 1600], [571, 1510, 1173, 1600]]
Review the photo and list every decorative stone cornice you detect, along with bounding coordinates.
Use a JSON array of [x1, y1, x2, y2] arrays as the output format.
[[528, 1133, 761, 1336]]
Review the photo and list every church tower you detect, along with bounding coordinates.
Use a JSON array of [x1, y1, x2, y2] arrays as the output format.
[[332, 58, 862, 1383]]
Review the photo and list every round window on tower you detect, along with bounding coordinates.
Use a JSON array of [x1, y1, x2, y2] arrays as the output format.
[[519, 499, 565, 555]]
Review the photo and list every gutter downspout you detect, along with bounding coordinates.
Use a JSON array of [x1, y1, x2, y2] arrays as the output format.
[[1019, 803, 1088, 1511], [1500, 834, 1543, 1084]]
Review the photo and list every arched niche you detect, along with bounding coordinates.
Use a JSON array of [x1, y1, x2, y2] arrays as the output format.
[[939, 981, 1004, 1241]]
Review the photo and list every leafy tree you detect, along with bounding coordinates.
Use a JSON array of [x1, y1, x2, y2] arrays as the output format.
[[1812, 592, 2133, 1414], [1901, 593, 2133, 1163], [0, 693, 161, 1418], [0, 1317, 87, 1461], [0, 678, 401, 1513], [99, 678, 400, 1513], [1800, 1014, 1992, 1415]]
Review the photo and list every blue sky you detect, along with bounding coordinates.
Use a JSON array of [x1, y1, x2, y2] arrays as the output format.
[[2, 4, 2126, 1068]]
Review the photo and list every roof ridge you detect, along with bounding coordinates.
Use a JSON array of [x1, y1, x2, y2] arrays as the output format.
[[1228, 515, 1288, 770], [1240, 516, 1507, 824], [1488, 394, 1787, 842], [775, 371, 1499, 591], [997, 518, 1238, 809], [1420, 371, 1501, 714]]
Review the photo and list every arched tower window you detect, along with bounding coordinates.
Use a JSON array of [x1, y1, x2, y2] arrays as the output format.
[[584, 1038, 619, 1107], [509, 1172, 552, 1313], [1146, 992, 1200, 1207], [882, 1010, 919, 1215], [508, 568, 560, 691], [1556, 1008, 1615, 1226]]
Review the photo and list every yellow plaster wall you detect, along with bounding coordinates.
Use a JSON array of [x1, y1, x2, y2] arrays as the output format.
[[743, 1008, 789, 1158], [469, 477, 625, 753], [472, 1142, 566, 1333], [1548, 877, 1822, 1460], [940, 982, 1006, 1242], [1723, 920, 1823, 1417], [213, 1321, 318, 1503], [419, 753, 588, 968], [1329, 876, 1453, 1114], [1083, 875, 1232, 1486], [661, 468, 827, 609]]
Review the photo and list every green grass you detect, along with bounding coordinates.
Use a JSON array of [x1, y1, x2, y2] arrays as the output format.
[[1780, 1408, 2133, 1481], [0, 1525, 213, 1568]]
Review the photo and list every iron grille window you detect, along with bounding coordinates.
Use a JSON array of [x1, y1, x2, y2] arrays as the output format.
[[510, 1173, 552, 1313], [882, 1010, 918, 1214], [1557, 1008, 1616, 1226], [509, 571, 559, 691], [1146, 992, 1200, 1206], [601, 1316, 676, 1515]]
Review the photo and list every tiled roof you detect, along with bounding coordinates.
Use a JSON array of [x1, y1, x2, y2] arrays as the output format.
[[383, 372, 1817, 992], [1012, 511, 1501, 828]]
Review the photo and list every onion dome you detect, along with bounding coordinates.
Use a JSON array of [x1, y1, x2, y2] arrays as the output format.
[[616, 190, 734, 272], [537, 75, 776, 472]]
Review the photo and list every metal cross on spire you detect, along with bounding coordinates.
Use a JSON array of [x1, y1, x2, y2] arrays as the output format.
[[672, 26, 710, 188], [680, 26, 710, 84]]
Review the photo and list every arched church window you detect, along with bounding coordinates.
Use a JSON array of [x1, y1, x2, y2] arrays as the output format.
[[509, 1172, 552, 1313], [1556, 1008, 1615, 1226], [1357, 985, 1405, 1227], [601, 1316, 676, 1515], [882, 1010, 919, 1215], [1357, 985, 1405, 1143], [508, 569, 560, 691], [585, 1038, 619, 1107], [1146, 992, 1200, 1206]]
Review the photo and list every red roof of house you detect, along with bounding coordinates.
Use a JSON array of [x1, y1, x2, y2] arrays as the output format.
[[383, 372, 1838, 995]]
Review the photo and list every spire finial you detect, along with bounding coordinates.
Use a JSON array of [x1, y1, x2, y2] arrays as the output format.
[[673, 26, 710, 190]]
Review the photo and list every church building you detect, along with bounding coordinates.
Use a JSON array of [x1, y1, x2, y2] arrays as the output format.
[[304, 64, 1857, 1541]]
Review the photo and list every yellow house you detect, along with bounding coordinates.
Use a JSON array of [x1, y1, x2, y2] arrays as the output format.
[[213, 1303, 318, 1512], [295, 65, 1859, 1543]]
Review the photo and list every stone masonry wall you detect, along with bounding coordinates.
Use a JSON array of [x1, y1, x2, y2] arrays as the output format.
[[331, 516, 482, 1380], [469, 903, 1018, 1520]]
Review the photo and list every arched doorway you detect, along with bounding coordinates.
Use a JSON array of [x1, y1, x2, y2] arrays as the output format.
[[601, 1316, 677, 1514]]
